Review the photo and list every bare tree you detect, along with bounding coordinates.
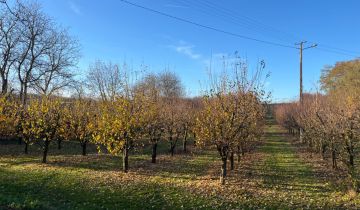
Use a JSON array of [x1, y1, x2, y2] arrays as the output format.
[[12, 1, 54, 105], [32, 28, 80, 96], [0, 4, 20, 94], [86, 60, 124, 101], [158, 71, 184, 99]]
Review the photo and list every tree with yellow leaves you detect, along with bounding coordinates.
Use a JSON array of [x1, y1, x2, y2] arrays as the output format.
[[195, 57, 267, 184], [134, 73, 164, 163], [66, 99, 97, 156], [0, 96, 17, 139], [275, 59, 360, 191], [162, 97, 185, 156], [21, 97, 62, 163], [94, 94, 146, 172]]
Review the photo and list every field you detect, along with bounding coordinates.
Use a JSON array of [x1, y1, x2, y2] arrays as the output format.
[[1, 121, 359, 210], [1, 0, 359, 209]]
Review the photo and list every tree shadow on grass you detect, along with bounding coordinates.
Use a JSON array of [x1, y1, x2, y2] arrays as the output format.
[[0, 167, 214, 210], [1, 139, 214, 178], [47, 152, 218, 180], [1, 149, 219, 181]]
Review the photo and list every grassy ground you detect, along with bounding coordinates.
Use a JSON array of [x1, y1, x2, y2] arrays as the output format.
[[1, 121, 360, 209]]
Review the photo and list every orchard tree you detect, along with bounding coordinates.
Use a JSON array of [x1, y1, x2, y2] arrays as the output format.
[[162, 98, 185, 156], [195, 90, 265, 184], [67, 99, 97, 156], [158, 71, 185, 156], [21, 97, 62, 163], [94, 94, 147, 172], [0, 95, 17, 138], [135, 73, 164, 163], [195, 56, 267, 184], [180, 99, 197, 153], [275, 59, 360, 191]]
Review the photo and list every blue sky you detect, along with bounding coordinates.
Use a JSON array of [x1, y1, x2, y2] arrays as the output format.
[[33, 0, 360, 101]]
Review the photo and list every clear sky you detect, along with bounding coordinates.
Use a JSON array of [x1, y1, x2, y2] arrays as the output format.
[[32, 0, 360, 101]]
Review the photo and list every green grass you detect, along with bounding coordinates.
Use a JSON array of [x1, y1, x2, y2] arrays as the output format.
[[0, 140, 225, 210], [258, 125, 336, 208], [1, 122, 360, 209], [0, 166, 211, 209]]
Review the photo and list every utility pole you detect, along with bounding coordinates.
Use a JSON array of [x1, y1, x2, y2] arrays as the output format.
[[295, 41, 317, 142], [296, 41, 317, 104]]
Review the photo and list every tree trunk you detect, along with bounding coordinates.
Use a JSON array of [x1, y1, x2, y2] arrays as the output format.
[[123, 147, 129, 173], [24, 142, 28, 154], [349, 153, 354, 167], [347, 145, 354, 167], [193, 133, 196, 147], [321, 144, 326, 160], [170, 144, 175, 156], [57, 139, 62, 150], [42, 140, 50, 163], [220, 157, 227, 185], [237, 146, 241, 162], [230, 152, 234, 170], [240, 144, 245, 156], [82, 142, 87, 156], [1, 79, 8, 95], [21, 84, 28, 106], [169, 134, 176, 156], [332, 149, 337, 169], [151, 142, 157, 163], [183, 133, 187, 153]]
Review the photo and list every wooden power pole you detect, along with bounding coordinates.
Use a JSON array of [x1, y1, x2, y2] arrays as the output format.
[[296, 41, 317, 104], [295, 41, 317, 141]]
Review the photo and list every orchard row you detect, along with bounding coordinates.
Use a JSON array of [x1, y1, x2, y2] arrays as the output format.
[[275, 59, 360, 191], [1, 68, 267, 185]]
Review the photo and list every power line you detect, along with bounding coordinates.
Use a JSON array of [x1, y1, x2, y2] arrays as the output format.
[[173, 0, 360, 57], [193, 0, 302, 43], [119, 0, 297, 49], [174, 0, 299, 44], [317, 45, 360, 55], [315, 47, 360, 57]]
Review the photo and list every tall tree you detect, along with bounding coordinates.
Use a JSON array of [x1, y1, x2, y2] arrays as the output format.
[[32, 28, 80, 96], [13, 1, 54, 105], [0, 5, 19, 94]]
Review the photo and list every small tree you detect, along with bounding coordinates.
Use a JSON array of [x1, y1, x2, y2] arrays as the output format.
[[134, 73, 164, 163], [162, 98, 184, 156], [143, 99, 164, 163], [195, 91, 264, 184], [179, 99, 197, 153], [94, 95, 146, 172], [67, 99, 97, 156], [21, 97, 62, 163], [195, 57, 267, 185]]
